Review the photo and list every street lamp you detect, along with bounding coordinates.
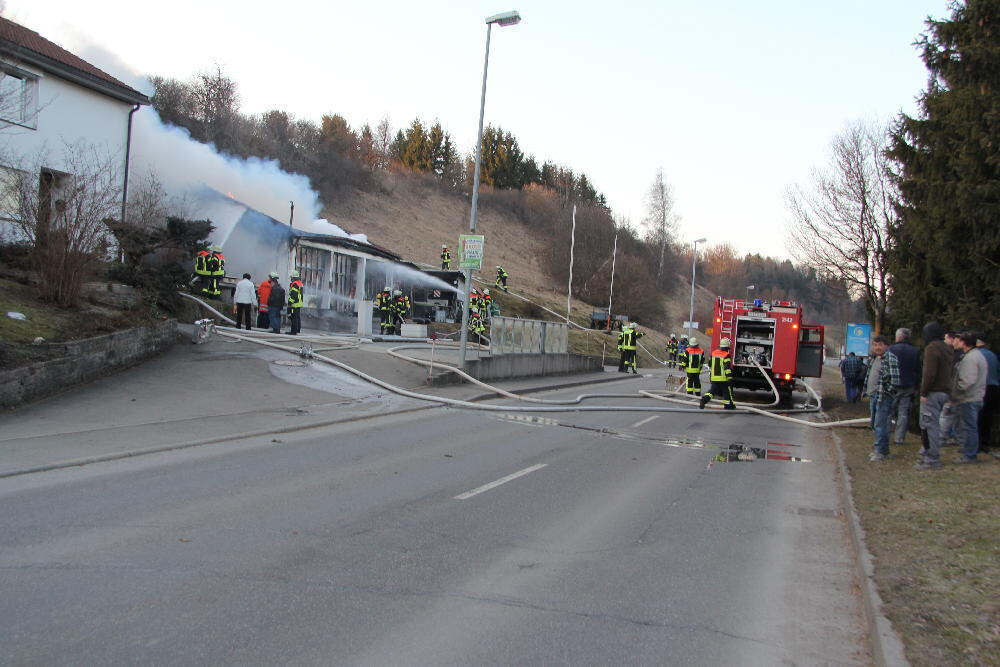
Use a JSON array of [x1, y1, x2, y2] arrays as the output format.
[[458, 9, 522, 369], [687, 237, 707, 340], [746, 284, 755, 301]]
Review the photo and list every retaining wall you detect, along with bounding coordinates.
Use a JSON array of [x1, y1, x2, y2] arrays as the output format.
[[0, 319, 179, 409], [464, 353, 603, 382]]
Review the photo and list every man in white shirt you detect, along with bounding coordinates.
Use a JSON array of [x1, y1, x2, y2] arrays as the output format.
[[233, 273, 258, 331]]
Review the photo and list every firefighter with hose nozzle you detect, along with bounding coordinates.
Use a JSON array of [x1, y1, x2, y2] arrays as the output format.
[[700, 337, 736, 410]]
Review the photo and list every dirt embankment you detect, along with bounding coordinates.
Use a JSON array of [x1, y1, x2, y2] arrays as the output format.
[[322, 174, 716, 340]]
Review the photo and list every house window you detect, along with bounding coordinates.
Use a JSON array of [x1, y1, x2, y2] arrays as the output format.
[[0, 165, 26, 222], [0, 65, 39, 128]]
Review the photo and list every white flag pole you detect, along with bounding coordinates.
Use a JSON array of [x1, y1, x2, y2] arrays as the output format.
[[566, 205, 576, 324]]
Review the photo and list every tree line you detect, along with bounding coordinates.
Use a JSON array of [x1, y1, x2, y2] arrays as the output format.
[[147, 70, 606, 208]]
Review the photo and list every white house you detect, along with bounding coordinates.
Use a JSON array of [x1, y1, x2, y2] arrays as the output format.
[[0, 16, 149, 234]]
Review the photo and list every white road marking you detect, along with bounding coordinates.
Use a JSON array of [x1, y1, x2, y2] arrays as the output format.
[[454, 464, 548, 500], [630, 415, 659, 428]]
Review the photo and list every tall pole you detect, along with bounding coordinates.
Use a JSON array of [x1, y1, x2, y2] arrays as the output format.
[[687, 237, 706, 340], [566, 204, 576, 324], [457, 22, 494, 369], [607, 233, 618, 331]]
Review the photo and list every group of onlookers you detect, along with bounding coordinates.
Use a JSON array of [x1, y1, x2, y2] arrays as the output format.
[[846, 325, 999, 468]]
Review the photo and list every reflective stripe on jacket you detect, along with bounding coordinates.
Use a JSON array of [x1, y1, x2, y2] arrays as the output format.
[[684, 346, 704, 372], [194, 251, 211, 275], [620, 329, 644, 350], [288, 280, 304, 308], [710, 349, 733, 382], [257, 280, 272, 312]]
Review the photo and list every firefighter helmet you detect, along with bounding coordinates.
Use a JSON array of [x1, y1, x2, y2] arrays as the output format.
[[210, 245, 221, 252], [670, 333, 676, 338], [720, 337, 731, 348], [290, 270, 300, 279], [384, 285, 391, 291], [268, 271, 279, 279], [394, 289, 402, 296], [689, 337, 697, 345], [442, 244, 447, 248], [483, 288, 490, 295]]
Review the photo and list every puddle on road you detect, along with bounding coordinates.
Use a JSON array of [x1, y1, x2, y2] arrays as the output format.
[[496, 414, 811, 464]]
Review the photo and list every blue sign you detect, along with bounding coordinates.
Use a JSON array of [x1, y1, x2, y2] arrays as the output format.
[[845, 323, 872, 357]]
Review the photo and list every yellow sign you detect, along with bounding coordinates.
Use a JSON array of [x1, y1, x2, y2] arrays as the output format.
[[705, 327, 714, 335]]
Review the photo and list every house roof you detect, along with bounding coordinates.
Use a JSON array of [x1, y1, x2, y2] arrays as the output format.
[[0, 17, 149, 105]]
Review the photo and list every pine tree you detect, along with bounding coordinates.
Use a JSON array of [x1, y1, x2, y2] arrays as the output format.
[[887, 0, 1000, 333]]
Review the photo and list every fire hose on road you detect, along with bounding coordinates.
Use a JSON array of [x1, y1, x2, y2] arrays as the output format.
[[182, 292, 868, 427]]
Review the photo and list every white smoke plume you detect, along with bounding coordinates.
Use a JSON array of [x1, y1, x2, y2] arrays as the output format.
[[130, 110, 322, 243]]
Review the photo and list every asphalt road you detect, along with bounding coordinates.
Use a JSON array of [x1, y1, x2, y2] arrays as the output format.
[[0, 376, 868, 665]]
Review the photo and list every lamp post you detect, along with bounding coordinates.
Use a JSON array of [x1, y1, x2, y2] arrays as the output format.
[[458, 9, 521, 369], [746, 284, 755, 301], [687, 237, 706, 340]]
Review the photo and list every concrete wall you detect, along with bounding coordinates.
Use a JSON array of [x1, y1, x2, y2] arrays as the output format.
[[0, 319, 179, 409], [465, 353, 603, 382]]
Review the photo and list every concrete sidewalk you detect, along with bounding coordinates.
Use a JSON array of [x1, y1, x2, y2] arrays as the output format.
[[0, 330, 644, 478]]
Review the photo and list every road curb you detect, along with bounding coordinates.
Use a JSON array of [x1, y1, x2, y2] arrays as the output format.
[[830, 428, 910, 667]]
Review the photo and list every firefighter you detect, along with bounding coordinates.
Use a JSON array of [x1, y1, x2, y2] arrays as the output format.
[[392, 289, 410, 334], [481, 288, 493, 323], [684, 336, 705, 396], [618, 322, 645, 374], [256, 272, 276, 328], [208, 245, 225, 297], [469, 301, 487, 341], [287, 270, 304, 335], [194, 247, 212, 296], [666, 333, 679, 368], [700, 337, 736, 410], [441, 245, 451, 270], [495, 265, 508, 292], [377, 285, 393, 335], [677, 336, 689, 369], [469, 287, 482, 316]]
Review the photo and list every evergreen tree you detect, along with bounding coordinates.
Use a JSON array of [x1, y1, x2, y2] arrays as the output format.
[[888, 0, 1000, 333]]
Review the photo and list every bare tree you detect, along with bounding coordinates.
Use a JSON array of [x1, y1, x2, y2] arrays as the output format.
[[374, 116, 393, 170], [10, 141, 123, 306], [642, 168, 678, 286], [786, 119, 896, 333]]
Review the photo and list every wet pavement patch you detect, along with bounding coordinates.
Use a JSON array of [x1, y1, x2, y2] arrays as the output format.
[[497, 415, 810, 464]]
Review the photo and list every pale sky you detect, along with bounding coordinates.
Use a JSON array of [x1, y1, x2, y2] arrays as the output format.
[[4, 0, 950, 258]]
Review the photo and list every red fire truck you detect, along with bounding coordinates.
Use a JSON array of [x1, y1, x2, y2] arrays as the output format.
[[710, 297, 825, 399]]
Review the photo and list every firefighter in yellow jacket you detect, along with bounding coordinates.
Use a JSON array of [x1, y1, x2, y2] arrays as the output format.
[[287, 270, 304, 335], [684, 337, 705, 396], [700, 337, 736, 410], [617, 322, 645, 374]]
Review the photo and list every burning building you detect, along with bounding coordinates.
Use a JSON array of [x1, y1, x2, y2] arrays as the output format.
[[197, 189, 462, 334]]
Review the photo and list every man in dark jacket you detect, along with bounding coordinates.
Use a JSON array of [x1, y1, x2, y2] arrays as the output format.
[[889, 328, 920, 445], [267, 276, 285, 334], [915, 322, 953, 470]]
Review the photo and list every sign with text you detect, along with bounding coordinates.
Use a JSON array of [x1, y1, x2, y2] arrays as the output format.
[[683, 321, 699, 329], [458, 234, 485, 270]]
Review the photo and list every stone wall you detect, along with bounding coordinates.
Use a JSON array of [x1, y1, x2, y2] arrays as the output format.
[[0, 320, 179, 409]]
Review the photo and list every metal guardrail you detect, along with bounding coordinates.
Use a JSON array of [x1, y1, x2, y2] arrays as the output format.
[[490, 316, 568, 355]]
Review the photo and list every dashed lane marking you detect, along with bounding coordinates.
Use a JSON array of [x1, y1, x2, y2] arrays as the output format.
[[454, 464, 549, 500]]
